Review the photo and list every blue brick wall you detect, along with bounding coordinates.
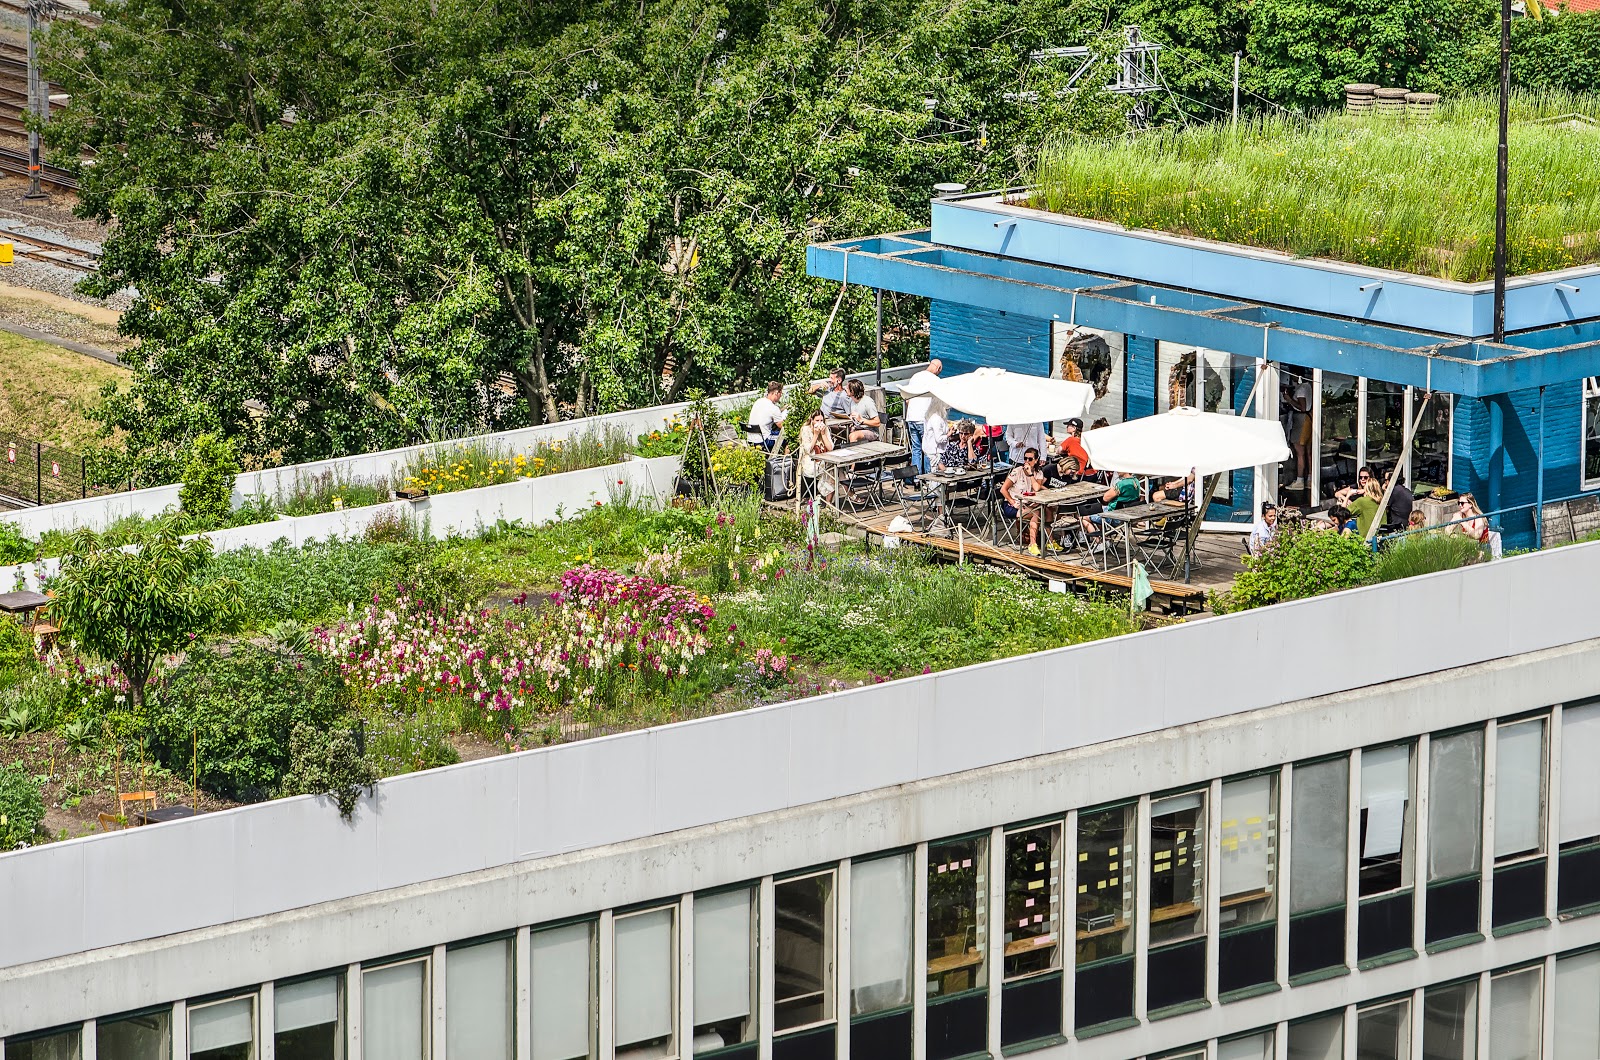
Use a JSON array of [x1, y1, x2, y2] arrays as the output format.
[[1451, 381, 1585, 548], [929, 301, 1050, 377]]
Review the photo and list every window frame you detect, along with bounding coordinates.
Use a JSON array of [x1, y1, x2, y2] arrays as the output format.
[[1002, 819, 1064, 983], [272, 969, 346, 1060], [1358, 741, 1416, 899], [187, 993, 258, 1060], [1219, 769, 1280, 925], [1075, 801, 1138, 967], [612, 903, 680, 1058], [693, 882, 760, 1050], [1494, 716, 1550, 867], [360, 954, 431, 1060], [1148, 788, 1208, 947], [1582, 376, 1600, 490], [772, 866, 838, 1036]]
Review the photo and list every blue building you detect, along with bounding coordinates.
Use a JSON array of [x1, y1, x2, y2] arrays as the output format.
[[808, 190, 1600, 545]]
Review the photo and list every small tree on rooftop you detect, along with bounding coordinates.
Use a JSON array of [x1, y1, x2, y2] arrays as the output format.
[[50, 517, 244, 708], [178, 433, 238, 532]]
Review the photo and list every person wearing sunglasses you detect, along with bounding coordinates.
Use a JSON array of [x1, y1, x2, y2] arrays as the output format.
[[1453, 493, 1490, 544], [1001, 447, 1048, 555]]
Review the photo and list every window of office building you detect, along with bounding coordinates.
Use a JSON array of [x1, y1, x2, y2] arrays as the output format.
[[774, 870, 836, 1036], [1411, 391, 1453, 492], [615, 907, 678, 1059], [98, 1008, 173, 1060], [1000, 823, 1063, 1048], [362, 957, 428, 1060], [1427, 730, 1485, 946], [849, 854, 913, 1060], [1288, 1012, 1345, 1060], [188, 997, 255, 1060], [449, 938, 514, 1060], [1359, 743, 1416, 961], [1075, 805, 1136, 1030], [1365, 379, 1406, 481], [274, 974, 342, 1060], [1052, 324, 1125, 429], [1148, 791, 1207, 1010], [1494, 718, 1549, 929], [695, 887, 758, 1055], [1219, 773, 1278, 995], [1319, 371, 1360, 502], [1559, 700, 1600, 914], [1290, 757, 1349, 978], [1555, 949, 1600, 1060], [1220, 1030, 1276, 1060], [1359, 998, 1412, 1060], [532, 921, 595, 1060], [1490, 966, 1543, 1060], [926, 836, 987, 1059], [1423, 979, 1479, 1060], [6, 1028, 81, 1060]]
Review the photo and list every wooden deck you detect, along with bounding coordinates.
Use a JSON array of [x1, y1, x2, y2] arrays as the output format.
[[828, 504, 1249, 615]]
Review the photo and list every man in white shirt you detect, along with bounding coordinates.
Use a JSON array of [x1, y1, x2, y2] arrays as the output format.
[[1004, 421, 1046, 465], [745, 381, 785, 450], [921, 402, 947, 473], [810, 368, 853, 421], [902, 359, 943, 473]]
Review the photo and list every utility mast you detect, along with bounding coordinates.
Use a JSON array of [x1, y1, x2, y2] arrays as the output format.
[[1031, 26, 1168, 128]]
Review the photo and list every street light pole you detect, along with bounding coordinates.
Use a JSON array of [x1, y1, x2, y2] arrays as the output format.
[[1492, 0, 1511, 342]]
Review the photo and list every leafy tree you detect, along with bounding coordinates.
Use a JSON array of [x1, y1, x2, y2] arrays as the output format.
[[280, 721, 378, 820], [178, 433, 238, 531], [49, 518, 244, 707]]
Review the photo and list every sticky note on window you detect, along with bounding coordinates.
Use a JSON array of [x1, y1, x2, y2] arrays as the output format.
[[1109, 847, 1119, 856], [1028, 880, 1044, 890], [962, 859, 973, 869], [1027, 842, 1037, 852], [937, 864, 948, 873], [1079, 852, 1088, 862], [1025, 898, 1036, 908]]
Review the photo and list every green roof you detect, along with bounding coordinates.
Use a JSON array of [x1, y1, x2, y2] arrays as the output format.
[[1028, 94, 1600, 283]]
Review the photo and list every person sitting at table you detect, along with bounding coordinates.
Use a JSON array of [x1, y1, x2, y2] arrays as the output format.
[[1384, 468, 1414, 528], [1335, 465, 1374, 507], [1408, 509, 1427, 531], [1248, 502, 1278, 556], [1151, 471, 1196, 504], [939, 419, 979, 470], [1079, 470, 1143, 554], [845, 379, 881, 443], [974, 422, 1005, 461], [1057, 418, 1094, 478], [810, 368, 854, 422], [797, 410, 835, 502], [1327, 503, 1357, 535], [1001, 447, 1048, 555], [1348, 478, 1387, 537], [745, 380, 786, 450], [1454, 493, 1491, 544]]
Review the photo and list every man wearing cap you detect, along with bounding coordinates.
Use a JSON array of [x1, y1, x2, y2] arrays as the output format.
[[1058, 418, 1094, 479]]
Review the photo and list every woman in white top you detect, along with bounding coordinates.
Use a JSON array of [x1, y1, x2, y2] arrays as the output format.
[[798, 411, 835, 501]]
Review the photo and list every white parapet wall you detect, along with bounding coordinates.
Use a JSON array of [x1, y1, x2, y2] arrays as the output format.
[[0, 454, 681, 591], [1, 365, 923, 539]]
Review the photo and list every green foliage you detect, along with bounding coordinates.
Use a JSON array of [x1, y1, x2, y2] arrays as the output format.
[[1373, 530, 1486, 582], [1032, 95, 1600, 282], [0, 704, 43, 737], [146, 645, 355, 801], [207, 536, 440, 629], [178, 433, 239, 531], [722, 547, 1137, 674], [279, 722, 378, 820], [779, 383, 821, 455], [399, 428, 632, 496], [0, 616, 35, 687], [676, 394, 722, 491], [273, 468, 392, 517], [1215, 523, 1377, 612], [708, 444, 767, 493], [37, 512, 162, 560], [0, 761, 44, 849], [635, 417, 689, 458], [0, 521, 33, 564], [49, 517, 244, 706]]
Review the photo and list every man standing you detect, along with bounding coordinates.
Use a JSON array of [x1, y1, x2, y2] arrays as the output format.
[[902, 359, 943, 473], [1004, 420, 1046, 466], [745, 381, 786, 450]]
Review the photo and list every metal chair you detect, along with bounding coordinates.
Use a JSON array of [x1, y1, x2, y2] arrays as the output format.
[[1136, 512, 1194, 578]]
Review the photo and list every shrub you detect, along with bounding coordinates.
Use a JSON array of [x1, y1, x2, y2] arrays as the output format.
[[398, 428, 631, 496], [708, 443, 766, 493], [1215, 523, 1377, 612], [676, 393, 721, 490], [0, 616, 34, 688], [208, 537, 437, 628], [146, 645, 354, 801], [0, 520, 33, 564], [635, 417, 689, 457], [0, 761, 45, 849], [1373, 531, 1486, 583], [279, 722, 377, 819], [275, 468, 392, 517], [179, 433, 239, 531]]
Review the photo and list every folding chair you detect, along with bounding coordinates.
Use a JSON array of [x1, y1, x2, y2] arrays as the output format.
[[1136, 512, 1193, 579]]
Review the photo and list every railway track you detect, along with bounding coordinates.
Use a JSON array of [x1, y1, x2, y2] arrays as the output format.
[[0, 143, 76, 190]]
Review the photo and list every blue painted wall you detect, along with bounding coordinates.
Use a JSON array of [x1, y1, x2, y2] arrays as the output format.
[[929, 301, 1050, 377], [1451, 380, 1585, 547], [1127, 336, 1157, 421]]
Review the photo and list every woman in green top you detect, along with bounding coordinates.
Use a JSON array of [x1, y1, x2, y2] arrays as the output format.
[[1080, 472, 1144, 553], [1348, 479, 1386, 537]]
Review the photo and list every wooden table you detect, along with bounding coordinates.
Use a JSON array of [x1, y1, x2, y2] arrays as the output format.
[[1021, 481, 1105, 555], [0, 590, 57, 651], [918, 464, 998, 534], [1095, 501, 1185, 573], [812, 441, 908, 512]]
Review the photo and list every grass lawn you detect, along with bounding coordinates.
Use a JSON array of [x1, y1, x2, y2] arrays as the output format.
[[0, 329, 125, 452], [1029, 92, 1600, 282]]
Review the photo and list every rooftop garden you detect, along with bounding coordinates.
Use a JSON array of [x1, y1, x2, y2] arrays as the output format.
[[1028, 93, 1600, 282]]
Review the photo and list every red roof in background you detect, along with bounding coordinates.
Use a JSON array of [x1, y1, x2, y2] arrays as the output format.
[[1540, 0, 1600, 12]]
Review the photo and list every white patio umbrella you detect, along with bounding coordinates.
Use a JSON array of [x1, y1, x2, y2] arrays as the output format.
[[1080, 406, 1289, 478], [896, 367, 1094, 425]]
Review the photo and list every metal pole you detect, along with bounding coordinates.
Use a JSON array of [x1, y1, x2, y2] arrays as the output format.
[[874, 288, 883, 386], [1232, 53, 1241, 124], [34, 442, 41, 503], [24, 0, 46, 199], [1492, 0, 1511, 342]]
